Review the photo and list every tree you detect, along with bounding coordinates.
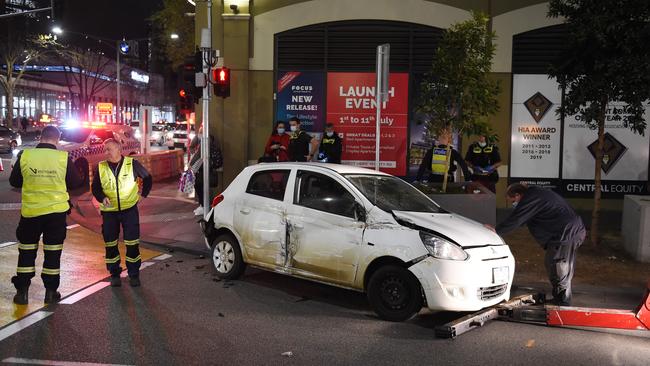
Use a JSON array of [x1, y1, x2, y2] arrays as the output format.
[[55, 46, 114, 120], [150, 0, 196, 69], [548, 0, 650, 245], [0, 17, 54, 126], [415, 11, 500, 190]]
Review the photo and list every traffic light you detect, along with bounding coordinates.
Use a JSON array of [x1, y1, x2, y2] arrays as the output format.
[[213, 67, 231, 98], [180, 54, 202, 106], [178, 88, 193, 111]]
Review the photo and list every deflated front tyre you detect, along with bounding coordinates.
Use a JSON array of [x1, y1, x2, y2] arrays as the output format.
[[367, 265, 423, 322]]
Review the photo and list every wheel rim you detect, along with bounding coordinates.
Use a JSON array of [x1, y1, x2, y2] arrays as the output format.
[[212, 240, 235, 273], [379, 275, 409, 311]]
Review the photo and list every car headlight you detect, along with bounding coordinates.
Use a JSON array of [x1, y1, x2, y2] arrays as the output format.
[[419, 232, 468, 261]]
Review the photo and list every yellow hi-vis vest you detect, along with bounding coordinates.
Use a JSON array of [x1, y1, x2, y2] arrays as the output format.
[[431, 145, 450, 175], [20, 149, 70, 218], [98, 156, 139, 212]]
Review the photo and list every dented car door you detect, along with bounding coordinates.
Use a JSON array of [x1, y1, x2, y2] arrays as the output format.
[[285, 170, 364, 287], [233, 169, 291, 269]]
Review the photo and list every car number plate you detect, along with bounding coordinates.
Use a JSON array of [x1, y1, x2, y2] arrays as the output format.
[[493, 266, 508, 284]]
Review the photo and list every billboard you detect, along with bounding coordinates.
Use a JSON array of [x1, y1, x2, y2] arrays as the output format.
[[326, 72, 409, 176], [275, 71, 325, 132]]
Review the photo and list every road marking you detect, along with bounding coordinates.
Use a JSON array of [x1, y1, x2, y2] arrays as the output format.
[[0, 241, 17, 248], [152, 253, 172, 261], [119, 261, 156, 278], [2, 357, 134, 366], [147, 194, 196, 204], [0, 311, 53, 342], [59, 282, 111, 305], [0, 203, 20, 211], [66, 224, 80, 230]]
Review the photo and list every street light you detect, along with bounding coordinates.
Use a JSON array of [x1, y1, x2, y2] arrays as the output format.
[[51, 26, 63, 35], [170, 33, 179, 40]]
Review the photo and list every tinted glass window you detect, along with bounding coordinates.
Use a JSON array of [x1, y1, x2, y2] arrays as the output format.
[[296, 171, 356, 218], [246, 170, 291, 201]]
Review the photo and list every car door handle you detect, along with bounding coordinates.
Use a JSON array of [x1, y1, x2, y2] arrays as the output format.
[[240, 208, 251, 215]]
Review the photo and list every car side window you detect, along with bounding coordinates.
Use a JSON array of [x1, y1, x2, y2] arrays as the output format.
[[246, 170, 291, 201], [295, 171, 356, 218]]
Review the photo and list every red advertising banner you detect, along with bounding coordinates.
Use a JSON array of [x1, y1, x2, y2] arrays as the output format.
[[326, 72, 409, 176]]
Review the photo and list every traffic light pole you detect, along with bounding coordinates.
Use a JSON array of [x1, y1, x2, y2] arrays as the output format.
[[201, 0, 212, 218]]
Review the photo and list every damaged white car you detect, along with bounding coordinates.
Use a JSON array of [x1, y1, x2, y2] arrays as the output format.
[[202, 163, 515, 321]]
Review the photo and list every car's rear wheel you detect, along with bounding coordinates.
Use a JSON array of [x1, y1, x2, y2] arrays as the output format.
[[367, 265, 423, 322], [211, 234, 245, 280]]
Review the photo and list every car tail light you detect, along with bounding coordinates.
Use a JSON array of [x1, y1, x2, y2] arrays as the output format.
[[211, 194, 224, 208]]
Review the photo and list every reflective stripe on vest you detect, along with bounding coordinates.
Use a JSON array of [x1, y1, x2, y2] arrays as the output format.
[[98, 156, 139, 212], [431, 146, 449, 175], [20, 149, 69, 218], [322, 138, 335, 145], [473, 145, 494, 154]]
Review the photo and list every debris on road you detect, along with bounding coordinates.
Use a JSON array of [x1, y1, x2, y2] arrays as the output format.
[[218, 313, 224, 317], [198, 255, 205, 259], [281, 351, 293, 358], [176, 260, 184, 263], [526, 340, 535, 348], [195, 265, 206, 270]]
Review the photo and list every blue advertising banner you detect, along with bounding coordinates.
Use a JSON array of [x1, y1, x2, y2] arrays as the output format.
[[276, 71, 325, 132]]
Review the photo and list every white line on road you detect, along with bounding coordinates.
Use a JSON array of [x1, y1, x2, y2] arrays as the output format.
[[0, 241, 17, 248], [2, 357, 134, 366], [66, 224, 80, 230], [0, 311, 53, 342], [0, 203, 20, 211], [152, 253, 173, 261], [59, 282, 111, 305], [147, 194, 196, 204]]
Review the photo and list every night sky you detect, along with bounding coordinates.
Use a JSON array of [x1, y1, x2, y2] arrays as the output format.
[[63, 0, 163, 40]]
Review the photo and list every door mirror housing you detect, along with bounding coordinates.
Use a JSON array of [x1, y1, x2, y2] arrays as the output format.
[[354, 202, 367, 222]]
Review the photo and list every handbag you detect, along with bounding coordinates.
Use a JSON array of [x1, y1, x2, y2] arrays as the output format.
[[178, 169, 195, 194]]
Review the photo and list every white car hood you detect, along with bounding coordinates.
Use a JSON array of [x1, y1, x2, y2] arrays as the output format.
[[392, 211, 504, 247]]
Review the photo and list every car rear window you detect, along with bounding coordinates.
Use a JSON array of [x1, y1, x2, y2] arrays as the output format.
[[246, 170, 291, 201]]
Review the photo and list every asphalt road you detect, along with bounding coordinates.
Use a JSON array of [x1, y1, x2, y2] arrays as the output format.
[[0, 251, 648, 366]]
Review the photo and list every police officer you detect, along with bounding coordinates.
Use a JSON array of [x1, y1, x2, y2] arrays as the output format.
[[92, 139, 152, 287], [465, 135, 502, 193], [317, 123, 343, 164], [287, 117, 318, 162], [416, 131, 470, 183], [489, 183, 586, 306], [9, 126, 82, 304]]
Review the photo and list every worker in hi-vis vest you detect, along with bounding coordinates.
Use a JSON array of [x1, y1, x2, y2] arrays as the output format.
[[416, 131, 470, 183], [9, 126, 82, 304], [91, 138, 152, 287]]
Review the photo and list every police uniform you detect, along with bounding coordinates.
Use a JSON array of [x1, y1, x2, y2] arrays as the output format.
[[465, 142, 501, 193], [9, 143, 82, 304], [416, 144, 471, 183], [318, 132, 342, 164], [92, 156, 152, 283]]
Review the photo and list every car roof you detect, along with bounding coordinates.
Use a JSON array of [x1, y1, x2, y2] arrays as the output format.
[[251, 162, 392, 176]]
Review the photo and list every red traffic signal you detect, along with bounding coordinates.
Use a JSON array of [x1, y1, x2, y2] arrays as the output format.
[[212, 67, 230, 98], [179, 89, 186, 98]]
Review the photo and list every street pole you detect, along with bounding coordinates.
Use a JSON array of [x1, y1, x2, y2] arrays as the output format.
[[375, 44, 390, 171], [116, 41, 121, 124], [201, 0, 212, 218]]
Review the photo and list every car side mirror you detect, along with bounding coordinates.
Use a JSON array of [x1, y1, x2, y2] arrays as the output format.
[[354, 202, 367, 222]]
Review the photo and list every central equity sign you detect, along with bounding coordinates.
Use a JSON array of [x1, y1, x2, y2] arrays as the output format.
[[524, 92, 553, 123]]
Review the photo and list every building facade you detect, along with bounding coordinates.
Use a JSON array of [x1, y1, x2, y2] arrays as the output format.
[[195, 0, 649, 207]]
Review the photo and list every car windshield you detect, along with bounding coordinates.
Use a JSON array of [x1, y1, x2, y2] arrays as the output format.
[[344, 174, 442, 213], [60, 128, 92, 143]]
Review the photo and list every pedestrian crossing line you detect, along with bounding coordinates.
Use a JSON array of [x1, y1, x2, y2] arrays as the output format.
[[152, 253, 173, 261], [59, 282, 111, 305], [2, 357, 134, 366], [0, 311, 52, 343], [118, 261, 157, 278], [0, 242, 17, 249]]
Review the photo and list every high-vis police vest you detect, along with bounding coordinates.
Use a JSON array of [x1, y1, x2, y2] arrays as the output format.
[[20, 149, 70, 218], [472, 144, 494, 154], [431, 145, 450, 175], [98, 157, 139, 212]]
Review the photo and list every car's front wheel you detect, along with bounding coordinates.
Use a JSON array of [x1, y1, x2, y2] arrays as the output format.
[[210, 234, 245, 280], [367, 265, 423, 322]]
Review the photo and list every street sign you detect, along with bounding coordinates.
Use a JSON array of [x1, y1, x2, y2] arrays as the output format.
[[97, 102, 113, 115]]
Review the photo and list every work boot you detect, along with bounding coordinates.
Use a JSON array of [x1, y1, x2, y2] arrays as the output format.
[[13, 288, 28, 305], [110, 275, 122, 287], [129, 276, 141, 287], [44, 289, 61, 304]]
